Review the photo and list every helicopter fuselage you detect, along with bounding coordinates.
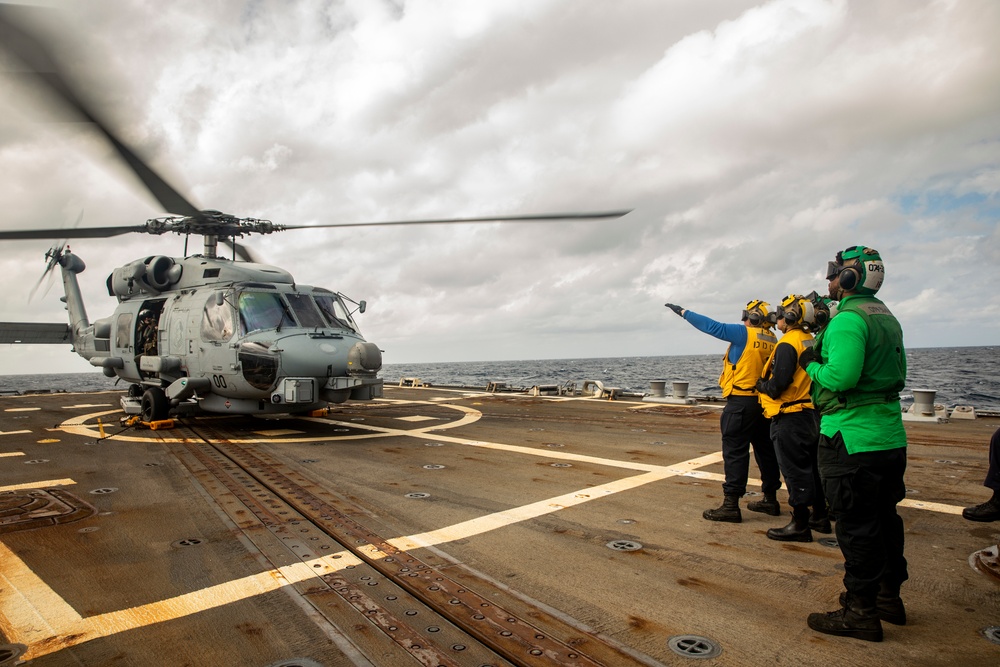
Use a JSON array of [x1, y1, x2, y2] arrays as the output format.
[[61, 249, 382, 419]]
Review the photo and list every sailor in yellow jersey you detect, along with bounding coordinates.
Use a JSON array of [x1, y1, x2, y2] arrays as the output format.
[[665, 299, 782, 523], [755, 295, 830, 542]]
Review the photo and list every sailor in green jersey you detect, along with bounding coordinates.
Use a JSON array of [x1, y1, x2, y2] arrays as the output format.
[[800, 246, 908, 643]]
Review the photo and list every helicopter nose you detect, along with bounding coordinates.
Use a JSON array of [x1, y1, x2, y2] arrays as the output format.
[[348, 342, 382, 375]]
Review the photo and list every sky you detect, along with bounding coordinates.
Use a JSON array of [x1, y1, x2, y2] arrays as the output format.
[[1, 0, 998, 375]]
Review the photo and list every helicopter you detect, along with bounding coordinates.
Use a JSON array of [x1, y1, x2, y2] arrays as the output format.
[[0, 8, 629, 422]]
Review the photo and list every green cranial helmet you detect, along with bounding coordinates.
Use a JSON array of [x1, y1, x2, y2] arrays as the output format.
[[827, 245, 884, 295]]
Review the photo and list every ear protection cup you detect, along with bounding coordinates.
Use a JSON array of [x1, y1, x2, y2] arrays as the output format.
[[838, 265, 862, 291], [745, 310, 763, 325]]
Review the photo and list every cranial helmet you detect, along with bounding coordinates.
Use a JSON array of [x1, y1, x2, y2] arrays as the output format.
[[776, 294, 816, 329], [741, 299, 774, 328], [827, 246, 885, 295], [804, 290, 837, 331]]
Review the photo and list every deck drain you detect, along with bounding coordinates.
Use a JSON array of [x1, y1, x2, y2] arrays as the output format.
[[544, 443, 564, 448], [23, 459, 49, 464], [424, 442, 443, 447], [667, 635, 722, 659], [172, 538, 205, 548], [300, 459, 319, 463], [818, 537, 839, 548], [935, 459, 958, 464], [77, 526, 100, 533], [744, 491, 761, 497], [143, 462, 163, 467], [334, 428, 349, 432], [89, 487, 119, 495], [982, 626, 1000, 645], [529, 428, 545, 432], [905, 488, 919, 494], [405, 493, 431, 499], [631, 428, 646, 432], [650, 441, 665, 445], [423, 464, 446, 470], [550, 463, 572, 468], [606, 540, 642, 552], [618, 519, 636, 525]]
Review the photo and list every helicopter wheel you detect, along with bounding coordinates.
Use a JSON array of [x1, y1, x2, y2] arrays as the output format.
[[140, 387, 169, 422], [127, 383, 143, 398]]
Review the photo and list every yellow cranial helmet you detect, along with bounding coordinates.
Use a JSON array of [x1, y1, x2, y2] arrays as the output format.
[[776, 294, 816, 329], [741, 299, 774, 328]]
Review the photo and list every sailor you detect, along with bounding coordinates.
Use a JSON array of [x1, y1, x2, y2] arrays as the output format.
[[755, 295, 830, 542], [962, 426, 1000, 522], [137, 310, 157, 356], [800, 246, 908, 642], [664, 300, 782, 523]]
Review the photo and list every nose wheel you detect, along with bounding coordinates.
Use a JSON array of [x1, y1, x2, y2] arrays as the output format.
[[140, 387, 169, 422]]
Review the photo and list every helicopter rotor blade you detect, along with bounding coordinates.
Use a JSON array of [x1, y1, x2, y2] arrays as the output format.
[[280, 209, 633, 231], [0, 225, 147, 241], [0, 6, 202, 218], [221, 238, 264, 263]]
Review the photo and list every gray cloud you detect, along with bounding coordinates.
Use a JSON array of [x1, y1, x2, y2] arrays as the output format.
[[2, 0, 998, 374]]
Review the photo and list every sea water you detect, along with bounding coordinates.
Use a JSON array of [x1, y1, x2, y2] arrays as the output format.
[[1, 346, 997, 412]]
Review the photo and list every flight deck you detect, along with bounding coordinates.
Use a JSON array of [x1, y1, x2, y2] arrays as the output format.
[[1, 386, 998, 666]]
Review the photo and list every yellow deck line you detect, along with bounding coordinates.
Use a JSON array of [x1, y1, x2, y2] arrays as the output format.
[[0, 478, 77, 492]]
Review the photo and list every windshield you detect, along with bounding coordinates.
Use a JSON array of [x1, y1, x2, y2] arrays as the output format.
[[314, 294, 357, 332], [285, 293, 327, 329], [238, 292, 294, 334]]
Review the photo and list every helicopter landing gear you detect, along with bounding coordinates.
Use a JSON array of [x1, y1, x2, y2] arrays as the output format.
[[140, 387, 169, 422], [127, 383, 143, 398]]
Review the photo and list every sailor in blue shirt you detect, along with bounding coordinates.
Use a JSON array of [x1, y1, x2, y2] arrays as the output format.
[[665, 300, 782, 523]]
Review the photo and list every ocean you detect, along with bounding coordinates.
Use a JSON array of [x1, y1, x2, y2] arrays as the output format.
[[1, 346, 997, 412]]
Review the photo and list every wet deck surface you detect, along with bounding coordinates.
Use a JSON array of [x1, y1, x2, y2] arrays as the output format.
[[1, 386, 999, 666]]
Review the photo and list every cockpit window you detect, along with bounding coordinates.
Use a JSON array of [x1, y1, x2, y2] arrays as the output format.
[[285, 293, 327, 329], [201, 295, 235, 342], [238, 291, 294, 334], [314, 294, 357, 332]]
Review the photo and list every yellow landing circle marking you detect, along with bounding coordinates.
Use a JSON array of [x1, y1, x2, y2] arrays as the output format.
[[55, 402, 482, 444], [62, 403, 114, 409], [0, 451, 25, 457], [0, 430, 31, 437], [4, 407, 40, 412], [394, 415, 440, 422], [36, 439, 60, 444], [0, 478, 76, 492], [253, 429, 305, 437]]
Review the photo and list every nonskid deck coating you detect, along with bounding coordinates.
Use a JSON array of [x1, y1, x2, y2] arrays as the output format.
[[0, 386, 998, 666]]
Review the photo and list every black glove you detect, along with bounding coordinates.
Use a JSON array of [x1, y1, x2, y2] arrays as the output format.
[[664, 303, 684, 317], [755, 378, 767, 394], [798, 347, 818, 371]]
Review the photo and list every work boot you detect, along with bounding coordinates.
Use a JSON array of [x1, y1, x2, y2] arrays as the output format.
[[703, 495, 742, 523], [747, 493, 781, 516], [766, 507, 813, 542], [809, 505, 833, 534], [807, 593, 883, 642], [839, 589, 906, 626], [962, 492, 1000, 522]]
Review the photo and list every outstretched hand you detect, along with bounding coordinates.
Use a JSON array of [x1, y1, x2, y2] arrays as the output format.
[[664, 303, 684, 317]]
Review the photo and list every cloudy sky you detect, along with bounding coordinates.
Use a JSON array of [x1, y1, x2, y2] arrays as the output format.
[[1, 0, 998, 375]]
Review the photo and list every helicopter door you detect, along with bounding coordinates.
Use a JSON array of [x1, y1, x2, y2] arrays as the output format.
[[113, 311, 138, 380], [198, 293, 238, 391]]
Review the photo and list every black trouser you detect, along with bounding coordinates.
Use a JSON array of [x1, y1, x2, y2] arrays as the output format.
[[818, 432, 908, 599], [984, 426, 1000, 491], [720, 395, 781, 497], [771, 409, 820, 508]]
